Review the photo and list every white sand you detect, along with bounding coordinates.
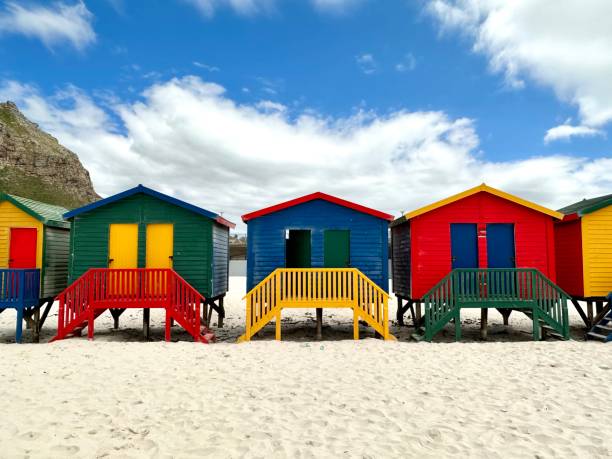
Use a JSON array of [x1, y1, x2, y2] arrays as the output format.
[[1, 277, 610, 458]]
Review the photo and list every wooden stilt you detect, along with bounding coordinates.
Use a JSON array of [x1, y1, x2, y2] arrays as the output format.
[[143, 308, 150, 340], [15, 308, 24, 343], [113, 310, 120, 329], [570, 298, 590, 328], [454, 310, 461, 341], [165, 310, 172, 342], [587, 300, 594, 325], [397, 297, 404, 326], [353, 308, 359, 340], [498, 309, 511, 326], [202, 301, 208, 327], [415, 303, 422, 326], [480, 308, 488, 340], [532, 307, 540, 341], [218, 296, 224, 328], [33, 304, 41, 343], [275, 310, 281, 341], [87, 309, 94, 340], [596, 300, 604, 315], [316, 308, 323, 340]]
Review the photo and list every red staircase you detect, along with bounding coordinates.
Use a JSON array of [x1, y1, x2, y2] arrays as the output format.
[[50, 269, 215, 343]]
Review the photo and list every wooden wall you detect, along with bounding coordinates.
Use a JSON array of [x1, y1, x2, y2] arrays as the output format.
[[554, 218, 584, 297], [0, 201, 43, 270], [391, 222, 410, 298], [582, 205, 612, 297], [246, 199, 389, 292], [68, 193, 228, 297], [409, 192, 557, 299]]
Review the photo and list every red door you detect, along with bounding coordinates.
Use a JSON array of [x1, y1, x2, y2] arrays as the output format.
[[9, 228, 37, 268]]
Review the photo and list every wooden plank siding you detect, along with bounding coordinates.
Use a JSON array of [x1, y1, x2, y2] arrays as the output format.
[[391, 222, 411, 298], [554, 218, 584, 297], [68, 193, 215, 297], [0, 201, 44, 270], [211, 222, 229, 297], [42, 226, 70, 298], [246, 199, 389, 292], [409, 192, 557, 299], [582, 205, 612, 297]]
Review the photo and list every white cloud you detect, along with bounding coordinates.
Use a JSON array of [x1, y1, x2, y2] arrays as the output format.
[[311, 0, 363, 14], [544, 124, 605, 144], [2, 76, 611, 231], [182, 0, 275, 17], [0, 1, 95, 50], [255, 100, 287, 113], [356, 54, 377, 75], [193, 61, 220, 72], [396, 53, 416, 72], [426, 0, 612, 128]]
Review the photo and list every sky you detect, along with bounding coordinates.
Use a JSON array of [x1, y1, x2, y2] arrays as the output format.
[[1, 0, 611, 231]]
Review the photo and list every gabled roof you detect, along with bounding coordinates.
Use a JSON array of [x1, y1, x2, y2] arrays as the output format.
[[241, 192, 394, 222], [558, 193, 612, 217], [0, 193, 70, 229], [392, 184, 563, 225], [64, 185, 236, 229]]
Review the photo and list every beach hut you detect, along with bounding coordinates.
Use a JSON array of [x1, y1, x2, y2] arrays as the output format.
[[51, 185, 235, 342], [391, 184, 569, 341], [238, 192, 395, 342], [555, 194, 612, 339], [0, 193, 70, 342]]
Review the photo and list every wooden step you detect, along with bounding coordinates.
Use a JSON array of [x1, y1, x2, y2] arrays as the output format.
[[586, 331, 609, 342], [594, 324, 612, 332]]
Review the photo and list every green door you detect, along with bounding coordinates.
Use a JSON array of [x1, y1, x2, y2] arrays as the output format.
[[324, 230, 350, 267], [286, 230, 311, 268]]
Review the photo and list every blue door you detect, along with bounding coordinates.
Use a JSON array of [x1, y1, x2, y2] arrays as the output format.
[[450, 224, 478, 268], [487, 224, 515, 268]]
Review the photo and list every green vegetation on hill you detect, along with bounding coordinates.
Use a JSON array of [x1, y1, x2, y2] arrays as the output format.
[[0, 168, 84, 209]]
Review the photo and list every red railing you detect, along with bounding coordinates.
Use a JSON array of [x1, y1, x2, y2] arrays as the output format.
[[53, 268, 212, 342]]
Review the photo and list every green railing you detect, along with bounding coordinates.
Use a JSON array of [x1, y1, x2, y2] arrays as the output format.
[[422, 269, 570, 341]]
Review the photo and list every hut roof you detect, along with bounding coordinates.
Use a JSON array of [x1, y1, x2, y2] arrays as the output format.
[[0, 193, 70, 229], [558, 193, 612, 217], [241, 192, 394, 223], [391, 184, 563, 226], [64, 185, 235, 229]]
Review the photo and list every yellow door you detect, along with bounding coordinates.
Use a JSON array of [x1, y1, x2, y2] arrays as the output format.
[[146, 224, 174, 268], [108, 224, 139, 268]]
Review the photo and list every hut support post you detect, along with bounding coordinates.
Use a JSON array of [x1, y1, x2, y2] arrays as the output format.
[[218, 297, 224, 328], [33, 305, 40, 343], [165, 310, 172, 342], [587, 300, 594, 326], [499, 309, 511, 326], [596, 300, 604, 315], [570, 298, 590, 328], [275, 310, 281, 341], [480, 308, 488, 340], [15, 308, 24, 343], [415, 303, 422, 327], [143, 308, 150, 340], [315, 308, 323, 340], [454, 310, 461, 341]]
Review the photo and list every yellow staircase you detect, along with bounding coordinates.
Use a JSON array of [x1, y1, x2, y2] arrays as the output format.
[[237, 268, 396, 342]]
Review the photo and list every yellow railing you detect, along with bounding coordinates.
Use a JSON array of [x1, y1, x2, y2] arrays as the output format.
[[238, 268, 396, 342]]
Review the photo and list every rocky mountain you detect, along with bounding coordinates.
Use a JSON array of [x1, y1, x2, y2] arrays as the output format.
[[0, 101, 99, 209]]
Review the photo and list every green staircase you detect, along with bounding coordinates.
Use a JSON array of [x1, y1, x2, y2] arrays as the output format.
[[418, 269, 570, 342]]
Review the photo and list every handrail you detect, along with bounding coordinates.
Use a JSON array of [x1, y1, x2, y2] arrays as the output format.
[[241, 268, 393, 341], [422, 268, 570, 341], [53, 268, 210, 342], [0, 269, 40, 308]]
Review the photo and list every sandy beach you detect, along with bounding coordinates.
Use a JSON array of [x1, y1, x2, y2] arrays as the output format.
[[1, 277, 610, 458]]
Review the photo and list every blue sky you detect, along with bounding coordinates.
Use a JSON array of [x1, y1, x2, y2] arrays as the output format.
[[0, 1, 611, 227]]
